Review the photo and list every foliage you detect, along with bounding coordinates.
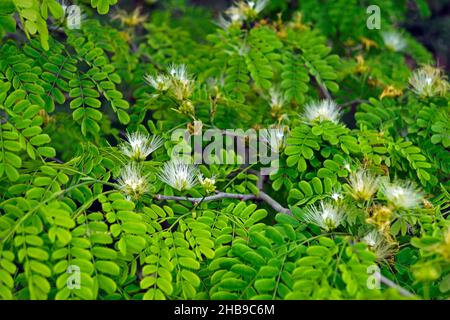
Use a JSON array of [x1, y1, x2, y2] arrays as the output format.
[[0, 0, 449, 300]]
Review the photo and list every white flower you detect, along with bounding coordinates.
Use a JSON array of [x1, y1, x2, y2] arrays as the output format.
[[120, 131, 163, 161], [331, 192, 342, 202], [302, 99, 342, 124], [260, 127, 286, 152], [347, 169, 379, 201], [409, 65, 449, 97], [144, 74, 171, 91], [221, 0, 268, 27], [344, 163, 351, 172], [159, 159, 198, 191], [246, 0, 269, 14], [381, 31, 407, 52], [303, 201, 345, 231], [362, 230, 396, 261], [381, 180, 423, 210], [145, 64, 194, 101], [268, 87, 286, 112], [217, 13, 241, 29], [362, 230, 380, 247], [217, 14, 231, 30], [168, 64, 194, 100], [226, 6, 245, 23], [198, 174, 216, 193], [117, 163, 148, 200], [168, 64, 189, 82]]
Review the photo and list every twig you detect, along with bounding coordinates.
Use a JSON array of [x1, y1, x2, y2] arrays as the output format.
[[48, 157, 65, 164], [154, 191, 292, 215], [257, 191, 291, 215], [377, 272, 415, 297], [318, 82, 332, 100], [340, 98, 369, 107]]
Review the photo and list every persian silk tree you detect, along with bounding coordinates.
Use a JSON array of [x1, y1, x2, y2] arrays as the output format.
[[0, 0, 449, 301]]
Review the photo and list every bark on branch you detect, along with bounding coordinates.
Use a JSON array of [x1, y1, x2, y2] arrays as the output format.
[[154, 191, 292, 215], [377, 273, 415, 297]]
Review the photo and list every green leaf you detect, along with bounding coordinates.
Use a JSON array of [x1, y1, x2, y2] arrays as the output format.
[[30, 134, 51, 146]]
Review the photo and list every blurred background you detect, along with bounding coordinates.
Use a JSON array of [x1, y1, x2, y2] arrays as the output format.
[[198, 0, 449, 71], [132, 0, 449, 71]]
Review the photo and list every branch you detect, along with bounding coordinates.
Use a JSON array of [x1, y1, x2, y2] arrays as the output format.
[[340, 98, 368, 107], [258, 191, 291, 215], [154, 191, 292, 215], [48, 157, 65, 164], [377, 273, 414, 297], [317, 81, 332, 100]]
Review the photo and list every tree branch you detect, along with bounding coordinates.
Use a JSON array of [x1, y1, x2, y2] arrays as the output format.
[[154, 191, 292, 215], [377, 273, 414, 297], [339, 98, 368, 107], [317, 81, 332, 100]]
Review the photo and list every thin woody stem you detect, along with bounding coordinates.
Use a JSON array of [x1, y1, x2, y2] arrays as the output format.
[[377, 273, 415, 297], [154, 191, 292, 215]]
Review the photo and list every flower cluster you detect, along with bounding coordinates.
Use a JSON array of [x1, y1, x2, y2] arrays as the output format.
[[346, 167, 424, 211], [116, 131, 164, 199], [342, 166, 425, 239], [116, 131, 201, 198], [145, 64, 195, 116]]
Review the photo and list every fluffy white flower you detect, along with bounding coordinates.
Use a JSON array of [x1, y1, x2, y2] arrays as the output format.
[[303, 201, 345, 231], [362, 230, 396, 261], [120, 131, 163, 161], [117, 163, 148, 200], [409, 65, 449, 97], [246, 0, 269, 14], [221, 0, 268, 28], [347, 169, 379, 201], [168, 64, 189, 82], [302, 99, 342, 124], [381, 31, 407, 52], [144, 74, 171, 91], [159, 159, 198, 191], [260, 127, 286, 152], [362, 230, 380, 247], [217, 14, 234, 30], [268, 87, 286, 112], [168, 64, 194, 100], [145, 64, 194, 101], [331, 192, 343, 202], [381, 180, 423, 210]]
